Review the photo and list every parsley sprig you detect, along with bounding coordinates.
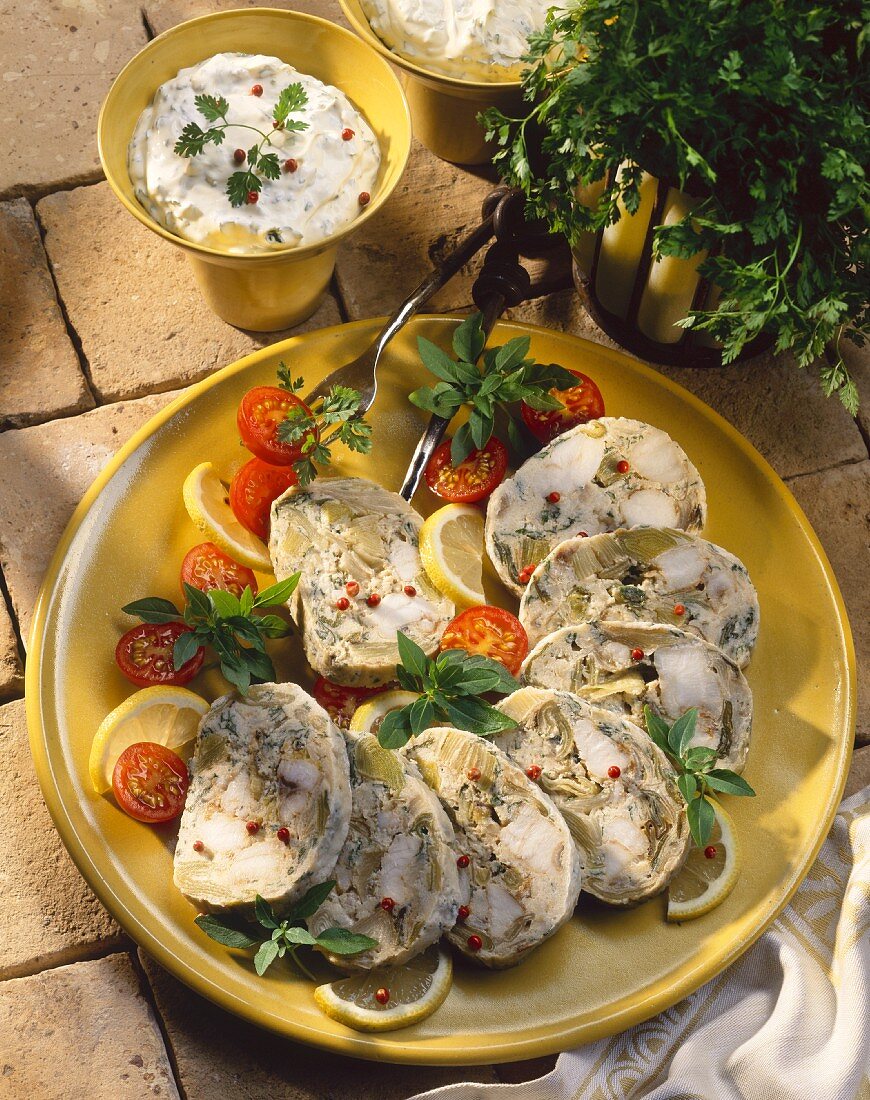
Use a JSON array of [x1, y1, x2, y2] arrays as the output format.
[[122, 575, 299, 694], [275, 364, 373, 486], [194, 882, 377, 977], [410, 312, 578, 465], [378, 632, 520, 750], [643, 706, 755, 847], [174, 85, 309, 208], [482, 0, 867, 411]]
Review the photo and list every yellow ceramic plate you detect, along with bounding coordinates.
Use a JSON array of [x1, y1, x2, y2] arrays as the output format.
[[27, 317, 854, 1065]]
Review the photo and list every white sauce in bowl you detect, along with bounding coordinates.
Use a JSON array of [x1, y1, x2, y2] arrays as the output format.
[[128, 53, 381, 254], [359, 0, 551, 81]]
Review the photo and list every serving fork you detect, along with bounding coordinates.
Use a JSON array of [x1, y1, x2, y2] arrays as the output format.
[[301, 185, 514, 413]]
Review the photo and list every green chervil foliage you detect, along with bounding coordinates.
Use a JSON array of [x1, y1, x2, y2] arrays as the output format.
[[482, 0, 868, 411]]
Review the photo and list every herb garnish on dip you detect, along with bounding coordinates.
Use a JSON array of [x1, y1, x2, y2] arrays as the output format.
[[129, 53, 381, 254]]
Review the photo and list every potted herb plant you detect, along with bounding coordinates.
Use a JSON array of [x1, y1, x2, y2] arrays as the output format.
[[483, 0, 868, 410]]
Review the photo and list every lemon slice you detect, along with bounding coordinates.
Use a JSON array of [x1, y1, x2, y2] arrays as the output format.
[[182, 462, 271, 571], [89, 686, 209, 794], [667, 800, 740, 921], [314, 945, 452, 1032], [419, 504, 485, 609], [349, 690, 420, 735]]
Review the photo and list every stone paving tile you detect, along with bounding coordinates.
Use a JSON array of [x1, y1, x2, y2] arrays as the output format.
[[787, 461, 870, 745], [0, 3, 148, 201], [146, 0, 348, 36], [0, 198, 93, 429], [845, 745, 870, 798], [139, 952, 496, 1099], [37, 183, 343, 404], [0, 594, 23, 700], [0, 954, 179, 1098], [0, 700, 123, 979], [0, 390, 182, 639], [841, 337, 870, 445], [508, 289, 867, 480], [335, 141, 571, 321]]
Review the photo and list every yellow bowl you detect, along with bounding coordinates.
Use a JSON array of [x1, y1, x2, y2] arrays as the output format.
[[339, 0, 524, 165], [98, 8, 411, 331]]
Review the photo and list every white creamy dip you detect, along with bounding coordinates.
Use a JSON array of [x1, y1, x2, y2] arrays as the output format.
[[128, 53, 381, 254], [359, 0, 551, 81]]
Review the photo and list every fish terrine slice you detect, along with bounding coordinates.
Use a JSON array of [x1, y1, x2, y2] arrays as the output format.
[[485, 417, 706, 594], [406, 726, 581, 968], [495, 687, 690, 906], [308, 732, 461, 970], [522, 621, 753, 772], [269, 476, 454, 686], [174, 682, 351, 913], [519, 526, 759, 667]]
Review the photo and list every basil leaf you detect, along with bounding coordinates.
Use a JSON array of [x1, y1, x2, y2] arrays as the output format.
[[239, 586, 255, 617], [315, 927, 378, 955], [452, 313, 485, 363], [254, 574, 300, 608], [378, 707, 414, 749], [643, 706, 672, 755], [254, 895, 279, 930], [121, 597, 181, 624], [450, 421, 475, 466], [683, 746, 718, 771], [281, 926, 318, 946], [409, 695, 436, 735], [444, 696, 517, 737], [254, 939, 280, 976], [172, 629, 201, 670], [208, 588, 241, 619], [668, 708, 698, 756], [256, 613, 293, 639], [704, 770, 756, 796], [417, 336, 476, 386], [182, 583, 212, 620], [194, 914, 259, 949], [396, 631, 429, 680], [686, 795, 716, 848], [676, 772, 697, 805], [289, 880, 336, 920], [494, 335, 531, 372]]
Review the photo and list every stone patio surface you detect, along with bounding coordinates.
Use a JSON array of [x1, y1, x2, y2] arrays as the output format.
[[0, 1, 867, 1096]]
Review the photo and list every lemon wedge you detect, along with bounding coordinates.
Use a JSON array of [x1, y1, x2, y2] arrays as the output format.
[[314, 945, 452, 1032], [349, 690, 420, 735], [89, 686, 209, 794], [182, 462, 271, 572], [418, 504, 485, 609], [667, 800, 740, 921]]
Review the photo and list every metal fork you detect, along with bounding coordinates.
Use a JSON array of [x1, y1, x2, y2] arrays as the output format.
[[301, 185, 513, 413]]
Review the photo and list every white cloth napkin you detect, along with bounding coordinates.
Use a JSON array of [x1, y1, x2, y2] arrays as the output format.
[[409, 787, 870, 1100]]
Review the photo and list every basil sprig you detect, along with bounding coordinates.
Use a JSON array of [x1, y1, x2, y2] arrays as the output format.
[[409, 312, 578, 465], [122, 575, 299, 694], [378, 632, 520, 750], [194, 881, 377, 977], [643, 706, 755, 847]]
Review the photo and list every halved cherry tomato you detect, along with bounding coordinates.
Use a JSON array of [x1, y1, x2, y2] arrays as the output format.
[[237, 385, 317, 466], [180, 541, 259, 599], [313, 677, 389, 730], [440, 605, 529, 676], [520, 369, 605, 444], [115, 622, 204, 687], [424, 437, 508, 504], [229, 457, 297, 541], [112, 741, 189, 823]]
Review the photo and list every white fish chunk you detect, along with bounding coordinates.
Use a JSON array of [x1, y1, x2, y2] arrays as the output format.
[[173, 682, 351, 913], [521, 621, 753, 772], [308, 733, 461, 969], [495, 687, 690, 906], [406, 726, 581, 968], [520, 527, 759, 667], [485, 418, 706, 594], [269, 477, 454, 686]]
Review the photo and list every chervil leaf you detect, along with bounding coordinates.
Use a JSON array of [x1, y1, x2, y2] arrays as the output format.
[[274, 82, 309, 124], [227, 171, 257, 207], [195, 93, 229, 122], [259, 152, 281, 180]]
